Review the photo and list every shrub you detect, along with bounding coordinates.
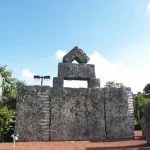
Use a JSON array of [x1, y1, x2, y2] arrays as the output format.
[[0, 106, 15, 142]]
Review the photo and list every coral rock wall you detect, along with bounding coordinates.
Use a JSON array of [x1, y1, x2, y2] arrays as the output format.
[[15, 86, 134, 141]]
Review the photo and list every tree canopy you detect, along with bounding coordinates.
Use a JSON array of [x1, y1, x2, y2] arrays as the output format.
[[105, 81, 125, 88], [0, 65, 26, 141], [133, 93, 150, 124], [0, 65, 26, 103], [143, 83, 150, 95]]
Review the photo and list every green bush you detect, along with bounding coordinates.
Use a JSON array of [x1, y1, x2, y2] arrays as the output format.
[[0, 106, 15, 142]]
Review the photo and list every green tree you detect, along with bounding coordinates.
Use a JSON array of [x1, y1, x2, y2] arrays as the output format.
[[0, 106, 15, 142], [143, 83, 150, 95], [133, 93, 150, 130], [0, 65, 26, 142], [105, 81, 125, 88], [0, 65, 26, 103]]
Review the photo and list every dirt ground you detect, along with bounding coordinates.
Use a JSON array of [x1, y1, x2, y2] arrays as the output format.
[[0, 131, 150, 150]]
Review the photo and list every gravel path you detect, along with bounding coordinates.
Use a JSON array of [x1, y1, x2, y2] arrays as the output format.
[[0, 131, 149, 150]]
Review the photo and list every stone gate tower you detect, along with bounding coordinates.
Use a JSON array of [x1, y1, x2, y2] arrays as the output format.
[[15, 46, 134, 141], [53, 46, 100, 88]]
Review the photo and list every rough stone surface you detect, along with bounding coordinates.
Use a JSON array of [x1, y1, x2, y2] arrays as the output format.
[[141, 116, 146, 138], [88, 78, 100, 88], [15, 86, 51, 141], [53, 77, 63, 87], [15, 46, 134, 141], [50, 87, 105, 141], [104, 87, 134, 140], [141, 102, 150, 143], [15, 86, 134, 141], [63, 46, 90, 63], [58, 63, 95, 80]]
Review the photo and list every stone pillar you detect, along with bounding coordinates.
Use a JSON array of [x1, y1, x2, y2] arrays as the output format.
[[53, 77, 64, 87], [104, 87, 134, 140]]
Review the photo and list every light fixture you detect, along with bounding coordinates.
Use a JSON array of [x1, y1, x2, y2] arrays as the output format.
[[33, 75, 50, 86]]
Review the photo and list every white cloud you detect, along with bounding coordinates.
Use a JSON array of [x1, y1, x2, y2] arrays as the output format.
[[21, 69, 53, 86], [22, 49, 150, 94], [56, 49, 67, 60], [21, 69, 35, 79], [146, 2, 150, 16], [88, 51, 141, 93]]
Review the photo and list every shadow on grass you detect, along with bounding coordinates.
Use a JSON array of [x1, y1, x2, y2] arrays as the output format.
[[90, 132, 144, 143], [90, 137, 145, 143], [85, 143, 150, 150]]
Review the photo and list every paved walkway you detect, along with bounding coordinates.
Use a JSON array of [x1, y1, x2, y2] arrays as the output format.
[[0, 131, 149, 150]]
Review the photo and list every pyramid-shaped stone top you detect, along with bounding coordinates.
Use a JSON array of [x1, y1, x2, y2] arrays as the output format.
[[63, 46, 90, 63]]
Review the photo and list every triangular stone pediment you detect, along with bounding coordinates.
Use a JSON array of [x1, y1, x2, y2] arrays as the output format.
[[63, 46, 90, 63]]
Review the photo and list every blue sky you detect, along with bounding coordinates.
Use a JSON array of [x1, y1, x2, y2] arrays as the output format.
[[0, 0, 150, 93]]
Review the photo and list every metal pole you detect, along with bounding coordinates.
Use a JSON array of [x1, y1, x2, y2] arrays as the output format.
[[41, 77, 43, 86], [13, 138, 15, 149]]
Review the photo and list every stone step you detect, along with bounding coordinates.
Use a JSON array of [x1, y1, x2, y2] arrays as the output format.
[[128, 110, 134, 112], [39, 98, 50, 101], [42, 108, 50, 111], [40, 120, 49, 123], [42, 110, 50, 114], [43, 117, 50, 120], [128, 108, 134, 110], [128, 106, 133, 109], [127, 119, 134, 122], [128, 101, 133, 103], [41, 126, 50, 129], [38, 95, 49, 98], [42, 129, 50, 133], [44, 113, 50, 116], [128, 108, 134, 111], [127, 116, 134, 119], [126, 112, 134, 115], [37, 92, 50, 95], [42, 104, 50, 106], [128, 102, 133, 104], [128, 97, 133, 99], [42, 106, 50, 109], [128, 105, 133, 108], [42, 101, 50, 104], [42, 136, 49, 139], [40, 119, 49, 122], [126, 116, 134, 119], [42, 114, 50, 117], [40, 122, 49, 126], [128, 96, 133, 98]]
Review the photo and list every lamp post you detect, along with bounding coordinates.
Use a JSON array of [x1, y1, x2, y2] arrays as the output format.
[[33, 75, 50, 86], [11, 134, 19, 149]]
